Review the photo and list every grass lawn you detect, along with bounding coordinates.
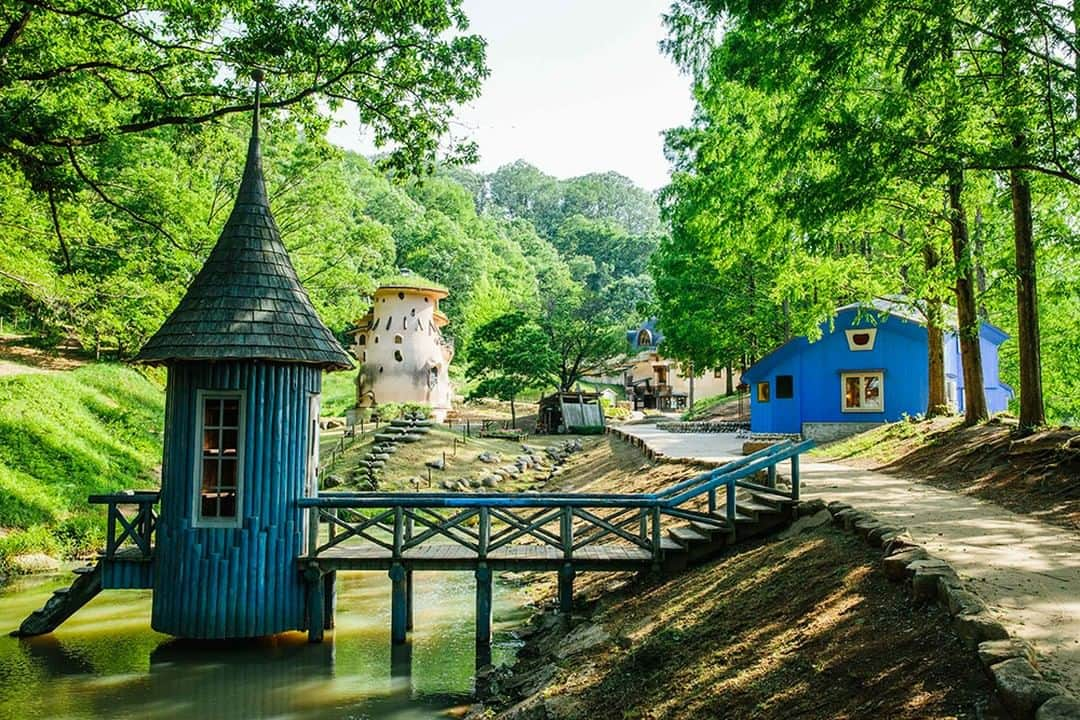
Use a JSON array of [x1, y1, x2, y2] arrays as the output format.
[[0, 363, 165, 571]]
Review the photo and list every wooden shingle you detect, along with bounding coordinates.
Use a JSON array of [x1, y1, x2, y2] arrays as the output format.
[[135, 108, 352, 371]]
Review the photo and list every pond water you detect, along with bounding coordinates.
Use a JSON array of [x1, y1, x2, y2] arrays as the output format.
[[0, 570, 531, 720]]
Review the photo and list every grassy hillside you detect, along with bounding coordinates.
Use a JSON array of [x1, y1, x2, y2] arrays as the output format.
[[0, 364, 164, 572]]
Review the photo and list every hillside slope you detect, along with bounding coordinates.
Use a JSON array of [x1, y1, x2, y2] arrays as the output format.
[[0, 364, 164, 572]]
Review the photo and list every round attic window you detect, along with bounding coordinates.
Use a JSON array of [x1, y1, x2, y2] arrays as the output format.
[[398, 291, 405, 300]]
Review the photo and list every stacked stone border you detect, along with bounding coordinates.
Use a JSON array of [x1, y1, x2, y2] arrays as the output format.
[[655, 420, 750, 433], [823, 499, 1080, 720]]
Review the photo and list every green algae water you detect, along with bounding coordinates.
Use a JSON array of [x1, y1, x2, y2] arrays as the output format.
[[0, 570, 529, 719]]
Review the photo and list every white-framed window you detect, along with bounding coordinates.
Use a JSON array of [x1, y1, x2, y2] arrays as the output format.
[[194, 390, 245, 527], [841, 372, 884, 413]]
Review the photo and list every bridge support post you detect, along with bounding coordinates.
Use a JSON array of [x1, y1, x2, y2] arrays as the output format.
[[322, 570, 337, 630], [476, 563, 493, 648], [791, 455, 800, 501], [557, 563, 575, 615], [305, 565, 325, 643], [767, 464, 777, 489], [405, 569, 414, 631], [389, 563, 408, 644]]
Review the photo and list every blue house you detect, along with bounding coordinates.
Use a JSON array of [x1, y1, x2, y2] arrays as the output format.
[[742, 298, 1012, 441]]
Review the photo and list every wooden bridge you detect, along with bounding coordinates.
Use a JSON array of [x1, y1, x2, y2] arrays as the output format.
[[296, 439, 812, 646], [17, 439, 812, 652]]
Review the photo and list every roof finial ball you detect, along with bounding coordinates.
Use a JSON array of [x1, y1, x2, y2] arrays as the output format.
[[130, 63, 352, 641]]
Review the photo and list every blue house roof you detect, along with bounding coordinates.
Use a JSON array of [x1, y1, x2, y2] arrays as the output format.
[[627, 317, 664, 351], [743, 296, 1009, 384]]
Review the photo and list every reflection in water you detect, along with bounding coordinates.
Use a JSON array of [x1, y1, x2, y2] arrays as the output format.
[[0, 570, 529, 719]]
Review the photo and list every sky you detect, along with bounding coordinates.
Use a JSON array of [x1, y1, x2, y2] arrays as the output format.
[[326, 0, 695, 191]]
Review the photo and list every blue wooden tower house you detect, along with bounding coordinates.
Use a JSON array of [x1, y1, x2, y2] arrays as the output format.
[[16, 76, 353, 639]]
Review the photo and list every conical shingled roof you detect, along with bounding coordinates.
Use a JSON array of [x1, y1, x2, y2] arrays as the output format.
[[135, 85, 353, 371]]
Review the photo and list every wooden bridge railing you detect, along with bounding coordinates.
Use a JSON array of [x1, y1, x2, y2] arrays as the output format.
[[88, 491, 160, 559], [298, 439, 814, 564]]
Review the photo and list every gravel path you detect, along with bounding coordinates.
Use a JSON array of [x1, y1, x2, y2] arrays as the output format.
[[618, 423, 1080, 694]]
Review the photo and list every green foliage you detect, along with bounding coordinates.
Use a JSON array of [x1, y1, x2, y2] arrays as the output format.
[[468, 312, 553, 403], [0, 364, 164, 571], [681, 393, 739, 422], [374, 402, 432, 421]]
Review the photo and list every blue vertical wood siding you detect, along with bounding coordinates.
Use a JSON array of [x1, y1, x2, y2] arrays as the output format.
[[152, 361, 320, 638]]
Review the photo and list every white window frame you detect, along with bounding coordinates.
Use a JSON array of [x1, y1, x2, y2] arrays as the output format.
[[193, 389, 246, 528], [840, 371, 884, 413], [845, 327, 878, 351]]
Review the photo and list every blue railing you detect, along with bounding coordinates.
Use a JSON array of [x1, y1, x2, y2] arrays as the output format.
[[299, 439, 814, 563]]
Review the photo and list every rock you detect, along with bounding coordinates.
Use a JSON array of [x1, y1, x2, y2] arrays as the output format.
[[399, 433, 424, 443], [992, 658, 1064, 719], [882, 531, 917, 556], [979, 639, 1038, 670], [909, 560, 959, 602], [425, 457, 445, 471], [478, 451, 501, 464], [501, 694, 547, 720], [954, 612, 1010, 647], [882, 547, 930, 581], [555, 622, 611, 658], [843, 511, 872, 532], [468, 478, 482, 489], [1036, 695, 1080, 720], [853, 518, 884, 539], [544, 694, 584, 719], [865, 525, 899, 547], [441, 479, 456, 490], [322, 474, 343, 489], [796, 498, 827, 517], [505, 664, 558, 698], [944, 587, 987, 617], [827, 501, 853, 514], [779, 509, 831, 539], [482, 475, 500, 488], [10, 553, 60, 573], [832, 508, 860, 527]]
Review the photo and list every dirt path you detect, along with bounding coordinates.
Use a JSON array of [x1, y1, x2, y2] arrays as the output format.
[[0, 335, 85, 376], [617, 423, 1080, 695]]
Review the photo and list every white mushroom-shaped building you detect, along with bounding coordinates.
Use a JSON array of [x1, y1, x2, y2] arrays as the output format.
[[349, 276, 455, 421]]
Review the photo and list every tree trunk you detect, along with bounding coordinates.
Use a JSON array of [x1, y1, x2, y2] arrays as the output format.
[[510, 395, 517, 429], [923, 245, 947, 417], [688, 364, 695, 410], [974, 208, 988, 320], [725, 362, 734, 396], [947, 170, 988, 424], [1010, 168, 1045, 428]]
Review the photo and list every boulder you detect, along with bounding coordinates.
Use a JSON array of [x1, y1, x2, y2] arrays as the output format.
[[778, 509, 831, 539], [832, 508, 860, 527], [992, 658, 1064, 719], [880, 547, 928, 580], [482, 475, 500, 488], [853, 518, 885, 539], [827, 500, 853, 514], [912, 564, 958, 602], [944, 586, 987, 617], [1036, 695, 1080, 720], [322, 474, 343, 489], [555, 622, 611, 659], [10, 553, 60, 573], [478, 451, 501, 464], [954, 612, 1010, 648], [796, 498, 827, 517], [425, 457, 445, 471], [978, 638, 1038, 671], [865, 525, 900, 547]]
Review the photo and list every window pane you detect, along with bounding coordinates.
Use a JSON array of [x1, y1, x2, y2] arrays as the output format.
[[203, 430, 220, 454], [204, 398, 221, 427], [864, 376, 882, 409], [221, 429, 238, 455], [218, 492, 237, 517], [219, 459, 236, 489], [222, 398, 239, 427], [845, 377, 862, 408], [776, 375, 794, 399], [202, 459, 218, 491], [201, 495, 218, 517]]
